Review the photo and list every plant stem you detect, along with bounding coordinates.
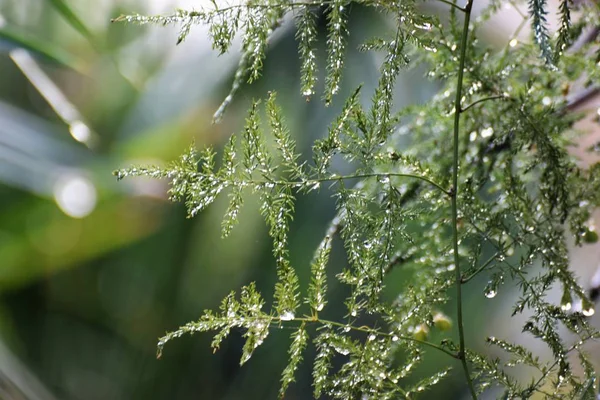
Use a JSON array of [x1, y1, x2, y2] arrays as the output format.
[[435, 0, 467, 11], [451, 0, 478, 398], [461, 95, 505, 113], [291, 316, 459, 359]]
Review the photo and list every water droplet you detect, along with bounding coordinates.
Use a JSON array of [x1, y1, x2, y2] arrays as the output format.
[[509, 38, 518, 47], [560, 302, 572, 311], [583, 307, 595, 317], [377, 175, 390, 184], [485, 290, 497, 299], [415, 22, 432, 31], [391, 335, 399, 342], [368, 334, 376, 341], [480, 127, 494, 138], [280, 311, 295, 321], [333, 345, 349, 355]]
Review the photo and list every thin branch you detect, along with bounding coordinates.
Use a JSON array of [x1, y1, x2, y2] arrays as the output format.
[[291, 316, 459, 359], [434, 0, 467, 12], [451, 0, 478, 398], [384, 251, 413, 275], [315, 173, 450, 195], [508, 0, 527, 19], [461, 249, 503, 284], [461, 95, 505, 113]]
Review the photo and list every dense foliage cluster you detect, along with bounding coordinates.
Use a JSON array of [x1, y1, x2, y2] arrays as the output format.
[[114, 0, 600, 398]]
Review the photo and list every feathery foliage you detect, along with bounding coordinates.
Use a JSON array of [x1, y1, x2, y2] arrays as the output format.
[[114, 0, 600, 398]]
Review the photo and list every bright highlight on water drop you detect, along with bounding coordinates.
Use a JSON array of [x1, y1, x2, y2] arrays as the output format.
[[280, 311, 295, 321], [583, 307, 595, 317]]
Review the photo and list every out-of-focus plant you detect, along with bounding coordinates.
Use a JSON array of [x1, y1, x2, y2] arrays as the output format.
[[114, 0, 600, 398]]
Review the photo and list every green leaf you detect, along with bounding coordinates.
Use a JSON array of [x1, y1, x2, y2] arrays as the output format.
[[0, 27, 85, 72], [47, 0, 97, 46]]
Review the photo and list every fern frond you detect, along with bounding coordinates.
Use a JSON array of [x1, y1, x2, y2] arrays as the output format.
[[307, 234, 332, 313], [295, 6, 319, 99], [267, 92, 307, 180], [279, 323, 308, 397], [554, 0, 572, 60], [324, 0, 349, 104], [313, 85, 362, 175], [528, 0, 553, 64]]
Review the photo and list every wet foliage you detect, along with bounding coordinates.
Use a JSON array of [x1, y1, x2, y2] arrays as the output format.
[[114, 0, 600, 398]]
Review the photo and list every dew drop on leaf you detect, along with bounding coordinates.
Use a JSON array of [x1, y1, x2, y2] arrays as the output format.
[[280, 311, 295, 321], [582, 307, 595, 317]]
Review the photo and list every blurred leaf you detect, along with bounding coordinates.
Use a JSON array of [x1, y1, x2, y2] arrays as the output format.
[[46, 0, 97, 46], [0, 27, 86, 73], [0, 198, 164, 292]]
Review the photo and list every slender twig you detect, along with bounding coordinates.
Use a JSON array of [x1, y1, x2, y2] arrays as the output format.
[[508, 0, 527, 19], [434, 0, 467, 12], [291, 316, 459, 358], [384, 251, 413, 275], [451, 0, 478, 398], [303, 173, 450, 194], [460, 248, 504, 284], [461, 95, 505, 113]]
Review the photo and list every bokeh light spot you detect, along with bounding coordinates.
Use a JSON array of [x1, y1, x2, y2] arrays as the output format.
[[54, 174, 97, 218]]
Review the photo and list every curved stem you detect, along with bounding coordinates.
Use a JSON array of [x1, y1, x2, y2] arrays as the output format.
[[451, 0, 478, 398], [435, 0, 467, 11], [461, 95, 505, 113], [313, 173, 450, 194], [290, 316, 459, 359], [186, 171, 448, 195], [461, 248, 503, 284]]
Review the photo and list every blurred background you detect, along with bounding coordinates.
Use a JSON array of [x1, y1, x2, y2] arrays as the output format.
[[0, 0, 599, 399]]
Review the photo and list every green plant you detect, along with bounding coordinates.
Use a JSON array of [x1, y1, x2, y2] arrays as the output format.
[[113, 0, 600, 398]]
